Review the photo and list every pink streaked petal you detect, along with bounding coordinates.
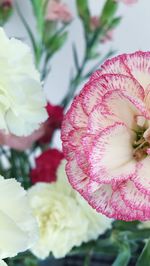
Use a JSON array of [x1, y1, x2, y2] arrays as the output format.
[[67, 128, 89, 173], [81, 134, 95, 159], [68, 95, 88, 128], [80, 77, 109, 115], [87, 180, 117, 218], [101, 54, 131, 76], [76, 148, 89, 174], [101, 76, 149, 119], [66, 157, 89, 197], [87, 181, 136, 220], [124, 51, 150, 89], [62, 141, 75, 160], [103, 74, 144, 100], [88, 103, 119, 134], [120, 180, 150, 214], [132, 157, 150, 195], [102, 90, 138, 129], [61, 113, 74, 142], [89, 69, 101, 81], [89, 54, 130, 81], [89, 123, 136, 184], [68, 128, 86, 147], [81, 74, 143, 116], [111, 189, 148, 221]]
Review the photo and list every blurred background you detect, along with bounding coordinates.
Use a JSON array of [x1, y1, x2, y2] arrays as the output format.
[[4, 0, 150, 104]]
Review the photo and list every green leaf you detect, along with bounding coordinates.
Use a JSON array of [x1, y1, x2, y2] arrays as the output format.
[[72, 44, 80, 71], [109, 16, 122, 29], [47, 31, 68, 55], [113, 220, 140, 231], [30, 0, 45, 37], [112, 242, 131, 266], [101, 0, 118, 26], [0, 5, 13, 25], [119, 229, 150, 242], [136, 239, 150, 266], [76, 0, 90, 28], [15, 4, 38, 60]]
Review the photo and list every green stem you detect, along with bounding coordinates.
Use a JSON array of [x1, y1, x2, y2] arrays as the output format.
[[60, 46, 89, 108], [84, 251, 92, 266], [60, 22, 114, 109]]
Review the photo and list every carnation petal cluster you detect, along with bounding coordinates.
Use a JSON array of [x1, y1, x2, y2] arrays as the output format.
[[0, 28, 47, 136], [28, 160, 112, 259], [62, 51, 150, 221], [0, 176, 38, 265]]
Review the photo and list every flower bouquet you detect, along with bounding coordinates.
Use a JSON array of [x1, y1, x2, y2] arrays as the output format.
[[0, 0, 150, 266]]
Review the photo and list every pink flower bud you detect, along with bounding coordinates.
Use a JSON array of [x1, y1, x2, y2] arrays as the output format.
[[46, 0, 73, 23], [101, 30, 113, 43], [90, 16, 100, 31], [115, 0, 138, 4]]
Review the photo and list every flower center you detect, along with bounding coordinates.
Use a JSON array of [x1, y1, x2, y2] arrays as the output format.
[[133, 124, 150, 161]]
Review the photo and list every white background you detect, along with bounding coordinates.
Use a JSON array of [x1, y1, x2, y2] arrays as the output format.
[[4, 0, 150, 146]]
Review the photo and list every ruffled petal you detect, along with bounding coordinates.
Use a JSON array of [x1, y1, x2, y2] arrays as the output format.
[[88, 104, 118, 134], [132, 157, 150, 195], [89, 123, 136, 184], [67, 129, 89, 174], [101, 54, 131, 75], [0, 210, 28, 259], [66, 158, 89, 197], [87, 181, 116, 218], [120, 180, 150, 214], [102, 90, 138, 129], [68, 96, 88, 128], [61, 113, 74, 142], [81, 77, 109, 115], [62, 141, 75, 160], [68, 128, 86, 148], [111, 189, 148, 221], [103, 74, 144, 100], [124, 51, 150, 89]]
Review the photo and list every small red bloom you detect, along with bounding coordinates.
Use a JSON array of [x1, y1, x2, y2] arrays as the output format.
[[0, 0, 12, 8], [39, 103, 64, 144], [30, 149, 64, 184]]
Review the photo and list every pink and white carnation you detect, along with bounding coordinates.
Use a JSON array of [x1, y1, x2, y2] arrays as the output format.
[[61, 51, 150, 221]]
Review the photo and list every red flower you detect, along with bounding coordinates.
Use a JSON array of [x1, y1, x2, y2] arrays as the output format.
[[0, 0, 12, 8], [39, 103, 64, 144], [30, 149, 64, 184]]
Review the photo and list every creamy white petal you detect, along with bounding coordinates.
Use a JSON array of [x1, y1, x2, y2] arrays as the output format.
[[0, 28, 47, 136]]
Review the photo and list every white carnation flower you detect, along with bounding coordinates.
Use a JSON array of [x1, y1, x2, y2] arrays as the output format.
[[28, 160, 112, 259], [75, 193, 113, 242], [0, 176, 38, 264], [28, 182, 88, 259], [0, 260, 7, 266], [0, 28, 48, 136]]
